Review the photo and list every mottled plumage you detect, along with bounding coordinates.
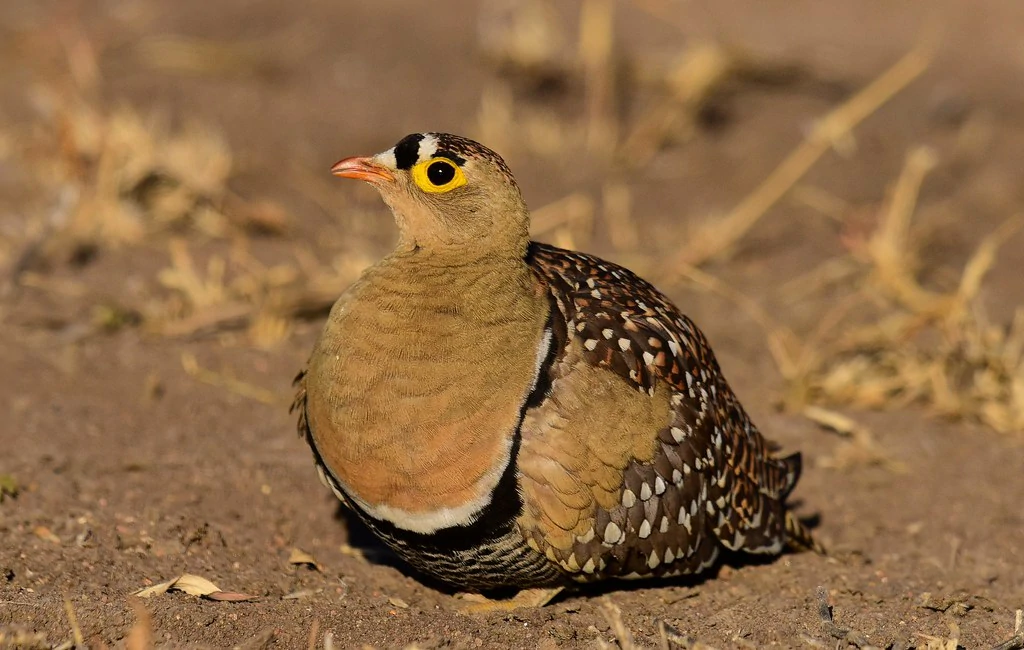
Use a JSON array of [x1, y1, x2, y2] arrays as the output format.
[[292, 133, 817, 593]]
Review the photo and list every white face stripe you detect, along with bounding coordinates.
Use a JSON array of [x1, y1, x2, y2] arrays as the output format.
[[374, 147, 397, 170], [417, 133, 438, 162], [325, 327, 555, 535]]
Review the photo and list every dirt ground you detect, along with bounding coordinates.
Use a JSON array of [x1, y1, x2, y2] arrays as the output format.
[[2, 1, 1023, 648]]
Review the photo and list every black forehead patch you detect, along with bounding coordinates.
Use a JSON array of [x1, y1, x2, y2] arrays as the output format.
[[393, 133, 423, 170], [434, 149, 466, 166]]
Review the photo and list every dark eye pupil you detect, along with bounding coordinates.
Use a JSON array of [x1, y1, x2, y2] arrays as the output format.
[[427, 161, 456, 186]]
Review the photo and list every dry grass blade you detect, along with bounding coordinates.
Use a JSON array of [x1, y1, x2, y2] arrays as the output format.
[[134, 35, 278, 76], [150, 239, 366, 344], [125, 601, 152, 650], [307, 618, 320, 650], [181, 353, 286, 406], [618, 41, 734, 166], [767, 138, 1024, 435], [597, 597, 636, 649], [990, 609, 1024, 650], [4, 84, 290, 302], [673, 263, 801, 382], [914, 622, 961, 650], [603, 183, 640, 251], [804, 406, 906, 472], [157, 239, 230, 311], [957, 214, 1024, 306], [0, 628, 51, 650], [477, 0, 568, 78], [656, 619, 720, 650], [62, 594, 84, 648], [530, 192, 596, 245], [867, 147, 944, 314], [578, 0, 618, 155], [664, 33, 936, 272]]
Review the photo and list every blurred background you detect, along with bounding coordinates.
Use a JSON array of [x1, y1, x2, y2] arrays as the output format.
[[1, 1, 1022, 648]]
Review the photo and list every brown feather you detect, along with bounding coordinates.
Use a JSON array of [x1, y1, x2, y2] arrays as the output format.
[[304, 249, 548, 522], [517, 242, 813, 580]]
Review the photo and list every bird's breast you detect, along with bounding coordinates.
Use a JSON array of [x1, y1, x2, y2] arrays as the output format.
[[304, 258, 550, 534]]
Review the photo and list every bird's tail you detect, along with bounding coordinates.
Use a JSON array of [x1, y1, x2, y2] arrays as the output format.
[[784, 510, 825, 554]]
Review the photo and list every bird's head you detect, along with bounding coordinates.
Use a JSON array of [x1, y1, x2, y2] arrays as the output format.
[[332, 133, 530, 258]]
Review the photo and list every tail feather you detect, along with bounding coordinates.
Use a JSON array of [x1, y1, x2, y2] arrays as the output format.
[[779, 452, 802, 499], [784, 510, 825, 554]]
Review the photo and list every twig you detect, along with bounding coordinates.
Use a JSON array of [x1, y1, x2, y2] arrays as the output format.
[[532, 192, 596, 235], [990, 609, 1024, 650], [307, 618, 320, 650], [812, 586, 875, 648]]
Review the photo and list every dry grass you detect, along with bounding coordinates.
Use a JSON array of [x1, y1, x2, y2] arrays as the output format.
[[0, 81, 295, 327], [146, 237, 373, 347], [774, 148, 1024, 434], [1, 82, 371, 350], [479, 3, 1022, 437], [10, 88, 235, 256], [990, 610, 1024, 650], [664, 32, 937, 269], [5, 1, 1021, 437], [676, 144, 1024, 437], [475, 0, 760, 163]]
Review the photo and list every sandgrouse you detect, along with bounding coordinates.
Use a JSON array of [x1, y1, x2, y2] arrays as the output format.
[[292, 132, 816, 597]]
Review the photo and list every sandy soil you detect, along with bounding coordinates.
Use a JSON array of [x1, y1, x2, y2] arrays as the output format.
[[1, 1, 1023, 648]]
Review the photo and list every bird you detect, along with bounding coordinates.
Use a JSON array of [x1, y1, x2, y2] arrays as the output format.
[[291, 132, 818, 606]]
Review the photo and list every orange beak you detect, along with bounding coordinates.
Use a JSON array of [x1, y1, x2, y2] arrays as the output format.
[[330, 156, 395, 184]]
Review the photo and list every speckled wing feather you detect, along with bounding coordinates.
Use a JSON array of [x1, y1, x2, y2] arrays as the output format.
[[517, 242, 808, 581]]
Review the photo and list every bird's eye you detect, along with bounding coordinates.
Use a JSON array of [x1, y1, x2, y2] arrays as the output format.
[[427, 161, 455, 186], [411, 157, 467, 193]]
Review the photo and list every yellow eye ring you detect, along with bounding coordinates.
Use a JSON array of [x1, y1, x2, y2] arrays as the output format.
[[411, 158, 466, 193]]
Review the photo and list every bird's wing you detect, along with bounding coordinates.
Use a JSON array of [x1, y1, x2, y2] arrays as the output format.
[[291, 368, 357, 510], [516, 242, 803, 580]]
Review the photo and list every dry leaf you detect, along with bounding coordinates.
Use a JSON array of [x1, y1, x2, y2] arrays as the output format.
[[288, 547, 323, 572], [134, 573, 255, 601], [33, 526, 61, 544], [133, 577, 179, 599], [168, 573, 222, 597]]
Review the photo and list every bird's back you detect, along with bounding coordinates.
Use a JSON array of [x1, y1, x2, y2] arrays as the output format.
[[294, 242, 813, 590], [514, 242, 807, 581]]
